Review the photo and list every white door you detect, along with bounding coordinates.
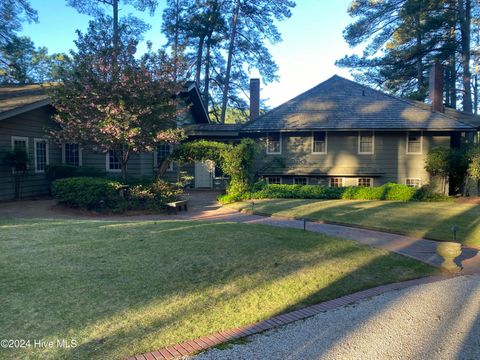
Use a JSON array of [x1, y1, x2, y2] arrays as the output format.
[[194, 161, 214, 188]]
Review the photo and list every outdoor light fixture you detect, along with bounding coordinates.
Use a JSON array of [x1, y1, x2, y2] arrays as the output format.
[[451, 225, 459, 241]]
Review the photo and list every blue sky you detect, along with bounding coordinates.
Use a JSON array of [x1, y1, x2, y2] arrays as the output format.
[[21, 0, 357, 107]]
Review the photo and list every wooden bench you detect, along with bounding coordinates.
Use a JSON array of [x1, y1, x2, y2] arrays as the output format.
[[166, 200, 188, 214]]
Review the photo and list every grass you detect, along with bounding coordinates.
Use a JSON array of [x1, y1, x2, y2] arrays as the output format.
[[228, 199, 480, 248], [0, 219, 435, 359]]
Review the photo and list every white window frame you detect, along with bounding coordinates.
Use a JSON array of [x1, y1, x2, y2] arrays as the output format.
[[293, 177, 308, 185], [154, 144, 173, 171], [330, 177, 345, 187], [357, 177, 373, 187], [33, 138, 49, 174], [62, 143, 83, 166], [267, 176, 282, 184], [406, 131, 423, 154], [11, 136, 29, 153], [106, 150, 122, 172], [266, 132, 282, 155], [312, 131, 328, 154], [405, 178, 422, 188], [358, 131, 375, 155]]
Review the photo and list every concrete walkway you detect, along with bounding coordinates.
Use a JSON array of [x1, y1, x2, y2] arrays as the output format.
[[1, 191, 479, 273]]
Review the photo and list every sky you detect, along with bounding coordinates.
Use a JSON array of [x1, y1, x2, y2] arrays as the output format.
[[21, 0, 357, 108]]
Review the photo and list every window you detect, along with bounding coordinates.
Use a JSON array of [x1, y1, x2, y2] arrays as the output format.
[[106, 150, 121, 172], [266, 133, 281, 154], [267, 176, 281, 184], [294, 177, 308, 185], [406, 178, 422, 188], [63, 143, 81, 166], [312, 131, 327, 153], [330, 177, 344, 187], [358, 131, 374, 154], [11, 136, 28, 153], [407, 131, 422, 154], [156, 144, 173, 171], [357, 178, 372, 187], [34, 139, 48, 173]]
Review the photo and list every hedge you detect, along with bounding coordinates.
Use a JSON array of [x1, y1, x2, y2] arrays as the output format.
[[52, 177, 183, 212], [218, 182, 449, 203], [52, 177, 125, 210]]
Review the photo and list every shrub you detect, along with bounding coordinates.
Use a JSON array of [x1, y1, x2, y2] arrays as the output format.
[[52, 177, 125, 210], [219, 182, 449, 203], [383, 183, 418, 201], [414, 185, 451, 202]]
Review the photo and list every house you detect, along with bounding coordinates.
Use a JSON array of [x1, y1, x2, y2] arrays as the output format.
[[1, 73, 478, 201], [0, 82, 210, 200], [190, 74, 477, 190]]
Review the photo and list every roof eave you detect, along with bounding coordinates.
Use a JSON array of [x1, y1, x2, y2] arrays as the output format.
[[0, 98, 51, 121]]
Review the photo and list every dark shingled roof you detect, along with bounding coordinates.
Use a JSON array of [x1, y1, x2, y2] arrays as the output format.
[[0, 84, 50, 117], [242, 75, 474, 132]]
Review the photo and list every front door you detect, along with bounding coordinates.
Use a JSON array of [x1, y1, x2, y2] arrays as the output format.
[[194, 161, 213, 188]]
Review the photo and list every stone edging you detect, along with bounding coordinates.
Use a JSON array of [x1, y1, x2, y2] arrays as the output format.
[[127, 274, 455, 360]]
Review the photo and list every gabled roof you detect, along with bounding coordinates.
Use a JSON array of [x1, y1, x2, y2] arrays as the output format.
[[242, 75, 474, 132], [0, 84, 51, 121], [0, 82, 211, 125]]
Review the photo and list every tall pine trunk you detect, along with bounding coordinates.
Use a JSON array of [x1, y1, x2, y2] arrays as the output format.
[[220, 0, 241, 124], [459, 0, 473, 112], [203, 33, 212, 111], [195, 35, 205, 86]]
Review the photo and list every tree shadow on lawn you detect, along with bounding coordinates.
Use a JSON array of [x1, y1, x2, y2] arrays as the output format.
[[0, 220, 434, 359], [252, 199, 480, 247]]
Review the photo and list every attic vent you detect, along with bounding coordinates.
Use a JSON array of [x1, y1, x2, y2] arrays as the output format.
[[362, 90, 365, 96]]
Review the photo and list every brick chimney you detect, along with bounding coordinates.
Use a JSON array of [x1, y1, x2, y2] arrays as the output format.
[[429, 61, 444, 113], [249, 78, 260, 121]]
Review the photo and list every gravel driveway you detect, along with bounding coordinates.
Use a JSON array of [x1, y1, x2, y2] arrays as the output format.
[[194, 275, 480, 360]]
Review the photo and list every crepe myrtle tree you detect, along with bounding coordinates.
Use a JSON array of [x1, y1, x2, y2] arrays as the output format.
[[49, 17, 187, 180]]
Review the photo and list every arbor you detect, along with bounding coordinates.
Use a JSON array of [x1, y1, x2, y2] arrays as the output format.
[[338, 0, 478, 111], [161, 0, 295, 123], [50, 17, 185, 180]]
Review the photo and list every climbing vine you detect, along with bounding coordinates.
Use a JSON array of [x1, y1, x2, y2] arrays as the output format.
[[172, 139, 258, 195]]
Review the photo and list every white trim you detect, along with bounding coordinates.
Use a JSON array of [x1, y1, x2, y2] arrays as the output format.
[[106, 150, 121, 172], [11, 136, 29, 152], [33, 138, 49, 173], [62, 143, 83, 166], [405, 178, 422, 188], [266, 132, 282, 154], [406, 131, 423, 154], [358, 131, 375, 155], [293, 177, 308, 185], [329, 177, 344, 187], [357, 177, 373, 187], [312, 131, 328, 154]]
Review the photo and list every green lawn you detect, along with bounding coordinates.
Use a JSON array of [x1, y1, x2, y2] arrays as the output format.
[[228, 199, 480, 248], [0, 219, 434, 359]]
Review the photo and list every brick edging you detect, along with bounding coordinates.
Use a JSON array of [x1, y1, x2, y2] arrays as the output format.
[[127, 274, 456, 360]]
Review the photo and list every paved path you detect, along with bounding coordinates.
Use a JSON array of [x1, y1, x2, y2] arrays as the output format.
[[194, 274, 480, 360], [1, 192, 479, 273]]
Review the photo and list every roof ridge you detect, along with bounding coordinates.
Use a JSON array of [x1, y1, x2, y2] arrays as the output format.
[[240, 75, 340, 130]]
